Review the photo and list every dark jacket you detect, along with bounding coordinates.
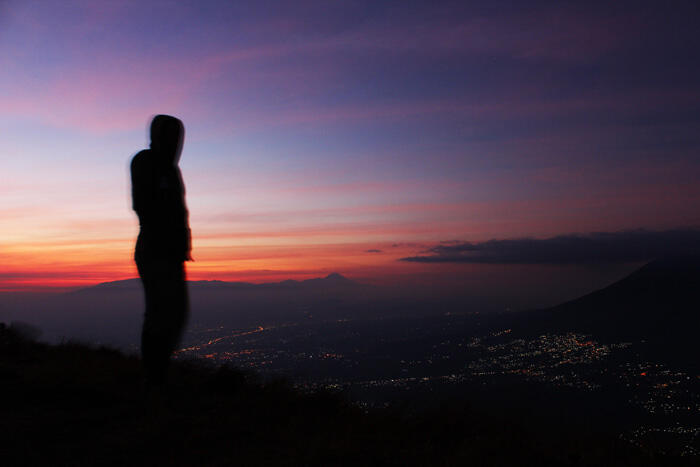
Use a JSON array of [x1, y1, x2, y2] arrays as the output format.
[[131, 115, 191, 262]]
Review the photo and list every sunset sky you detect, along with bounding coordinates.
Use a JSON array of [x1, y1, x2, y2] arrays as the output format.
[[2, 0, 700, 292]]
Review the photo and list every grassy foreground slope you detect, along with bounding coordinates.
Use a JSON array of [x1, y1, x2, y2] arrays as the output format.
[[0, 324, 685, 467]]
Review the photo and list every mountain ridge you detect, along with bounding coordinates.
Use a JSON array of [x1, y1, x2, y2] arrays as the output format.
[[72, 272, 361, 293], [518, 255, 700, 365]]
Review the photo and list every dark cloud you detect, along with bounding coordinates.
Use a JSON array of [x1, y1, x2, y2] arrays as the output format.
[[400, 229, 700, 264], [365, 249, 383, 253], [391, 242, 426, 248]]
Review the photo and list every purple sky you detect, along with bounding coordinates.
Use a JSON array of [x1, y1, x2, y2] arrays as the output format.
[[1, 0, 699, 297]]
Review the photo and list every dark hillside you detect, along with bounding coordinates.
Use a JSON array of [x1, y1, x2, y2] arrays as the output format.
[[0, 323, 685, 466], [518, 256, 700, 365]]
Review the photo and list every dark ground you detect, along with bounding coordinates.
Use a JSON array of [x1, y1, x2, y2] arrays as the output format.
[[0, 324, 692, 467]]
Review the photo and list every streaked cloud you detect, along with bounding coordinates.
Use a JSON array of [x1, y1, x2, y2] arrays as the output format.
[[401, 229, 700, 264]]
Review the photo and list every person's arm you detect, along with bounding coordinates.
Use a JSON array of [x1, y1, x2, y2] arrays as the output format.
[[130, 152, 153, 218], [184, 223, 193, 261], [171, 166, 192, 261], [180, 180, 193, 261]]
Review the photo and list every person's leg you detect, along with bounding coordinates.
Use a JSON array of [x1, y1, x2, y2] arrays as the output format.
[[161, 261, 189, 360], [138, 260, 189, 385], [138, 260, 169, 385]]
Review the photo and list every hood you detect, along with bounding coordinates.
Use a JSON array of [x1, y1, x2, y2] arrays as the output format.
[[149, 114, 185, 165]]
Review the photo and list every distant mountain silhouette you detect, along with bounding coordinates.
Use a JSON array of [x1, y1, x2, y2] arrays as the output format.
[[25, 273, 369, 347], [522, 256, 700, 364], [73, 273, 361, 293]]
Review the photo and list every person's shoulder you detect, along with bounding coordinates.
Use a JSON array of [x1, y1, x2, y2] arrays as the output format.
[[131, 150, 152, 170]]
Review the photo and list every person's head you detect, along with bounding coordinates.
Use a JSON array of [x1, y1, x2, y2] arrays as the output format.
[[150, 114, 185, 165]]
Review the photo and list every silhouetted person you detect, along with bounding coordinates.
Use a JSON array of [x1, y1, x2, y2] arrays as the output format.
[[131, 115, 191, 386]]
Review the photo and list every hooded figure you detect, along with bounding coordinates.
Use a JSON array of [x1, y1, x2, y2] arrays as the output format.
[[131, 114, 191, 385]]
